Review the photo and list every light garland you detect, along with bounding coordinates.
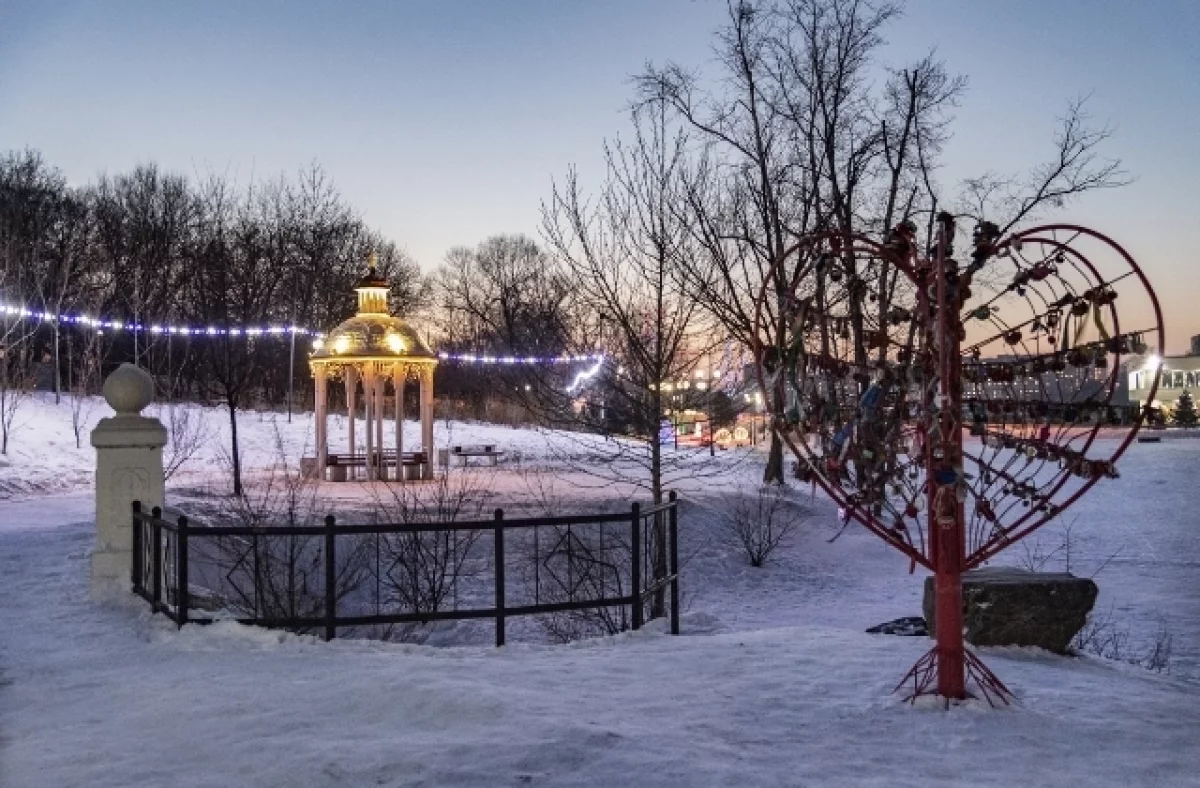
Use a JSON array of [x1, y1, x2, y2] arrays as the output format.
[[566, 357, 606, 392], [1, 303, 605, 365], [1, 304, 320, 337], [436, 351, 605, 365]]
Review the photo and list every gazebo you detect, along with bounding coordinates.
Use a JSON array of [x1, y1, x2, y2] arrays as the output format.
[[308, 254, 437, 481]]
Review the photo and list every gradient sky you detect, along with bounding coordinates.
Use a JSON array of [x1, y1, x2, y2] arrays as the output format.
[[2, 0, 1197, 352]]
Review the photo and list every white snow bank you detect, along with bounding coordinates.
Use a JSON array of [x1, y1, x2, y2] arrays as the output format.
[[2, 515, 1198, 788], [3, 396, 1200, 786], [0, 393, 659, 501]]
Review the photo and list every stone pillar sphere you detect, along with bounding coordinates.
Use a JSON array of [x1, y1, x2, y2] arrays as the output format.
[[102, 363, 155, 415]]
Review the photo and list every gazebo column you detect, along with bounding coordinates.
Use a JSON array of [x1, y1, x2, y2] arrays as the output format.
[[374, 374, 385, 479], [314, 365, 328, 480], [345, 366, 358, 481], [363, 365, 376, 481], [420, 365, 434, 479], [393, 364, 405, 481]]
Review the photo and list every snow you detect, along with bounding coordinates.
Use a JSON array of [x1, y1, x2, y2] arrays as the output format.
[[0, 393, 636, 500], [2, 394, 1199, 786]]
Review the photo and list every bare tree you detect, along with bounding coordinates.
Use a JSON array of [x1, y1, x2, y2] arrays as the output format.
[[198, 427, 367, 632], [719, 485, 809, 566], [635, 0, 841, 483], [32, 184, 94, 404], [958, 96, 1130, 232], [66, 324, 103, 449], [0, 356, 31, 455], [543, 98, 728, 617], [543, 100, 714, 503], [367, 471, 494, 643], [515, 469, 633, 642], [429, 235, 574, 419], [187, 175, 280, 495], [434, 235, 571, 352], [0, 149, 65, 453], [638, 0, 1125, 490], [90, 164, 195, 366], [152, 401, 208, 481], [0, 149, 434, 424]]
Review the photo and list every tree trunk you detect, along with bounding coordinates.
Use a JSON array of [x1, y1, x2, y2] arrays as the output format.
[[227, 398, 243, 497], [650, 421, 667, 619], [763, 429, 784, 485], [53, 323, 61, 405]]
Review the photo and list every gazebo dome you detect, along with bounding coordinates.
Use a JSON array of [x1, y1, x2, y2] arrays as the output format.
[[310, 250, 436, 364], [311, 313, 435, 362]]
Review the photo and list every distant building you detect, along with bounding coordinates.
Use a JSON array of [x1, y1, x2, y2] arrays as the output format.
[[965, 355, 1120, 404], [1126, 334, 1200, 412]]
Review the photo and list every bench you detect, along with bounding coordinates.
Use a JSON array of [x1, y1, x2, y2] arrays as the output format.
[[441, 445, 506, 467], [303, 451, 428, 481]]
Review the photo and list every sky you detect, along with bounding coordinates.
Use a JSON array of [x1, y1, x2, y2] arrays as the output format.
[[1, 0, 1197, 352]]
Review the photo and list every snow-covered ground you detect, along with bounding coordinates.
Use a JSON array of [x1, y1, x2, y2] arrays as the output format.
[[1, 394, 1198, 786]]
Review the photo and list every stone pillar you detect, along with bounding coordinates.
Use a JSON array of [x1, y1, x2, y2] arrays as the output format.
[[345, 367, 358, 479], [420, 365, 434, 479], [90, 364, 167, 600], [314, 365, 328, 478], [374, 374, 384, 477], [393, 365, 404, 475], [363, 366, 376, 481]]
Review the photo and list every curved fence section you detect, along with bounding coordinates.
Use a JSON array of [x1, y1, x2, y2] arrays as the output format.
[[130, 495, 681, 645]]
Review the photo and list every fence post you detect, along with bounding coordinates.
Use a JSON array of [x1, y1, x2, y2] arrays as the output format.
[[152, 508, 162, 612], [668, 491, 680, 636], [324, 515, 337, 642], [252, 534, 260, 620], [131, 501, 143, 592], [494, 509, 506, 647], [630, 502, 642, 631], [176, 515, 189, 627]]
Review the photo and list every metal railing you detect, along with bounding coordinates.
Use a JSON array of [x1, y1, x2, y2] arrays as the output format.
[[131, 493, 681, 645]]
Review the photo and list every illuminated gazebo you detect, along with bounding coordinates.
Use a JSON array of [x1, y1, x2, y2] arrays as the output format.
[[308, 254, 437, 481]]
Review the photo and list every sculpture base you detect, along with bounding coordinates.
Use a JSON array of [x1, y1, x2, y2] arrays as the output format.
[[895, 646, 1015, 708]]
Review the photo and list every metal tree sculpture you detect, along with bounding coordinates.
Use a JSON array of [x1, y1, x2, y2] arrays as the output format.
[[753, 213, 1163, 704]]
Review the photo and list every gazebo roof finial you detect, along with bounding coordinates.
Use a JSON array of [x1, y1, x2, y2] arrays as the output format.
[[356, 249, 388, 291]]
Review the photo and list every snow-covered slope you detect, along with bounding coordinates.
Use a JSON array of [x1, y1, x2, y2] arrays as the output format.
[[0, 500, 1197, 788], [1, 395, 1199, 786], [0, 393, 641, 499]]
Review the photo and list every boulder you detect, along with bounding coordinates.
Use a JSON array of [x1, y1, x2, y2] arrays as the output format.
[[923, 567, 1098, 654]]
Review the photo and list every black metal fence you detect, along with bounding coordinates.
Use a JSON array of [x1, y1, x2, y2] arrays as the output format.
[[131, 494, 680, 645]]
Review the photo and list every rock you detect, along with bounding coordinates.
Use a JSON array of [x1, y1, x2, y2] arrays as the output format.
[[923, 567, 1098, 654], [866, 616, 928, 636]]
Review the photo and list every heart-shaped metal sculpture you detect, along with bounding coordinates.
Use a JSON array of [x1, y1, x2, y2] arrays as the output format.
[[753, 215, 1164, 704]]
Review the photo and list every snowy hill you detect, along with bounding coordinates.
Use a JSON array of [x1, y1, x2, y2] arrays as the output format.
[[1, 394, 1199, 786], [0, 392, 634, 500]]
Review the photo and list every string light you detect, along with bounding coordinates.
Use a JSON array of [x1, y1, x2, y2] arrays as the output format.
[[1, 303, 320, 337], [437, 351, 605, 366], [567, 357, 606, 392], [2, 302, 605, 366]]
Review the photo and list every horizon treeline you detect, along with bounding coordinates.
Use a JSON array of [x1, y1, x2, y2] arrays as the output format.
[[0, 149, 429, 401]]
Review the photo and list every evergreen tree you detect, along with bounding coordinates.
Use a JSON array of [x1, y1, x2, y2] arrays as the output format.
[[1172, 390, 1199, 427]]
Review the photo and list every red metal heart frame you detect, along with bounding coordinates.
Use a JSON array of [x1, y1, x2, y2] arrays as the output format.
[[752, 217, 1164, 704]]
